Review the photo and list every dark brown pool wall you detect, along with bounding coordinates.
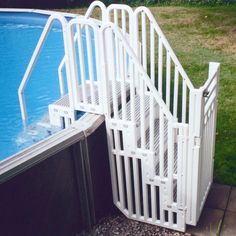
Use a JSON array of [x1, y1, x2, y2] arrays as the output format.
[[0, 115, 114, 236]]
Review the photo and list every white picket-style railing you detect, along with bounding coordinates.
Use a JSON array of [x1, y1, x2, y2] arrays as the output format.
[[84, 2, 195, 123], [133, 7, 195, 124], [18, 1, 220, 232], [66, 18, 104, 114], [101, 23, 191, 230]]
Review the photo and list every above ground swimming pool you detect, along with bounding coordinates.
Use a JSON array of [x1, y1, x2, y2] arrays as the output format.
[[0, 11, 71, 160]]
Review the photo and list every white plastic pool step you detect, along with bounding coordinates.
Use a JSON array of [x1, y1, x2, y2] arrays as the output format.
[[116, 94, 152, 122], [108, 121, 181, 232], [49, 80, 130, 128], [75, 80, 130, 114], [18, 2, 219, 232], [48, 95, 75, 128]]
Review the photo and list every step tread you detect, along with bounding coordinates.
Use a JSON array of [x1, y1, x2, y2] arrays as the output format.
[[117, 93, 151, 122], [51, 80, 129, 109]]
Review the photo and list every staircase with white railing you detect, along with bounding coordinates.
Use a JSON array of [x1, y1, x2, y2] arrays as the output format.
[[18, 1, 220, 232]]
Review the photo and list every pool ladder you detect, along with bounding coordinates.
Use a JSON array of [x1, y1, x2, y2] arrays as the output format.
[[18, 1, 220, 232]]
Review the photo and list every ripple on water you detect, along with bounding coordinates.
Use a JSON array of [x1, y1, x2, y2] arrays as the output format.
[[0, 18, 64, 160]]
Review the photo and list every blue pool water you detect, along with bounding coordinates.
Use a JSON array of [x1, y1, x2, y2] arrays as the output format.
[[0, 13, 67, 160]]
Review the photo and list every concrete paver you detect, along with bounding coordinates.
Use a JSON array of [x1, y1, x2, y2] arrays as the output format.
[[187, 208, 223, 236], [205, 183, 231, 210], [227, 187, 236, 212], [221, 211, 236, 236]]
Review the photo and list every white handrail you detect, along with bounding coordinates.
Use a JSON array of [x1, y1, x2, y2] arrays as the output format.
[[58, 57, 66, 96], [18, 14, 69, 121], [57, 1, 107, 98], [101, 22, 174, 121], [106, 4, 134, 45], [134, 7, 194, 90], [202, 62, 220, 91], [85, 0, 107, 21]]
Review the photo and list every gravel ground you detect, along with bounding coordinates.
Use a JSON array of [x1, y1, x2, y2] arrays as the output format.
[[79, 213, 191, 236]]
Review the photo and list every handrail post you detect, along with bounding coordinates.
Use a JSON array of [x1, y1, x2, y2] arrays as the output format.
[[186, 88, 204, 225], [58, 57, 66, 96], [18, 14, 69, 122], [57, 1, 108, 104], [207, 62, 220, 181]]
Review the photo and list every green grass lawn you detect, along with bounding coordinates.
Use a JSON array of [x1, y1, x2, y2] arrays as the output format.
[[64, 5, 236, 185], [149, 5, 236, 185]]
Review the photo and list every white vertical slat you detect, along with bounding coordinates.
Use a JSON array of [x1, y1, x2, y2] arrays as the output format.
[[119, 40, 127, 121], [124, 156, 133, 215], [149, 95, 155, 151], [169, 211, 173, 226], [210, 105, 215, 161], [106, 128, 119, 204], [203, 121, 207, 196], [85, 25, 95, 105], [209, 109, 215, 182], [206, 115, 211, 187], [140, 74, 145, 149], [133, 12, 141, 90], [177, 125, 188, 209], [159, 110, 164, 178], [115, 33, 121, 82], [186, 89, 203, 224], [133, 158, 141, 218], [58, 63, 65, 96], [114, 129, 125, 209], [150, 23, 155, 85], [116, 155, 125, 209], [186, 90, 196, 223], [207, 112, 211, 186], [166, 52, 171, 109], [100, 28, 111, 115], [209, 108, 214, 180], [200, 125, 205, 201], [182, 80, 187, 123], [206, 118, 210, 190], [141, 11, 147, 71], [76, 25, 87, 104], [159, 186, 165, 225], [211, 69, 219, 161], [130, 61, 135, 122], [182, 125, 188, 208], [109, 30, 119, 119], [114, 9, 120, 90], [93, 23, 102, 110], [177, 126, 184, 207], [206, 118, 210, 192], [167, 122, 174, 205], [158, 38, 163, 97], [66, 25, 80, 105], [173, 66, 179, 119], [133, 10, 140, 60], [143, 184, 148, 220], [151, 185, 157, 222], [210, 102, 217, 180], [203, 120, 210, 192], [122, 10, 128, 81]]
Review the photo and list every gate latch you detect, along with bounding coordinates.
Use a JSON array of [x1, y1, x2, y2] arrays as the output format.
[[203, 89, 209, 97]]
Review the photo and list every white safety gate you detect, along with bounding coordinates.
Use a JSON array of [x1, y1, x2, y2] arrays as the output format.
[[18, 1, 220, 232]]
